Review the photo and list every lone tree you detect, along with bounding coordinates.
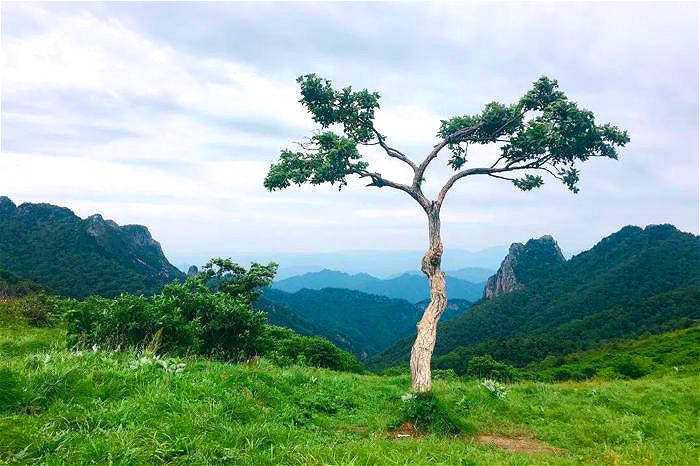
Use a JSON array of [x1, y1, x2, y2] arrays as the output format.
[[264, 75, 629, 392]]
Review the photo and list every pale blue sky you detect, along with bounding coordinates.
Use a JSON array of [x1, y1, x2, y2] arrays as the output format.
[[2, 2, 698, 268]]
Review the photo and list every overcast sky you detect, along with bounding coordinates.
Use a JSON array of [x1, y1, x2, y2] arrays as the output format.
[[1, 2, 698, 267]]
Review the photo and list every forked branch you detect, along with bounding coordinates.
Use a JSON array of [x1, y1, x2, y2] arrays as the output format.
[[371, 127, 418, 172]]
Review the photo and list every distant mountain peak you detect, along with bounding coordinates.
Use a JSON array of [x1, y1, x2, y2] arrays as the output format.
[[484, 235, 565, 299]]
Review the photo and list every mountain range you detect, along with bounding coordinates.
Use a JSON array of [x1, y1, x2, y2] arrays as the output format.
[[272, 269, 486, 303], [176, 247, 506, 279], [3, 197, 697, 376], [0, 197, 184, 297], [369, 224, 700, 372]]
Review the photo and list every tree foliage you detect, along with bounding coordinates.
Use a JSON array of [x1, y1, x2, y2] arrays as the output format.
[[265, 74, 629, 196], [200, 257, 277, 304]]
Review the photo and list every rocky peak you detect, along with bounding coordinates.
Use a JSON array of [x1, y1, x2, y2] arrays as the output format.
[[187, 265, 199, 277], [483, 235, 565, 299]]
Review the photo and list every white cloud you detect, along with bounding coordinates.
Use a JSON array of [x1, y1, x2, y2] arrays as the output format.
[[1, 2, 697, 264]]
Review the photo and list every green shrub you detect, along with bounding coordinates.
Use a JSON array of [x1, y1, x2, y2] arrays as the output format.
[[261, 326, 363, 373], [611, 355, 656, 379], [64, 277, 266, 361], [0, 293, 61, 327], [465, 355, 520, 382], [391, 392, 469, 436]]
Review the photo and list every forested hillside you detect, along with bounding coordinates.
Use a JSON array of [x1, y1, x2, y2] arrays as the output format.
[[525, 325, 700, 381], [256, 296, 361, 356], [0, 268, 42, 299], [370, 224, 700, 371], [0, 197, 184, 297], [273, 269, 484, 303], [263, 287, 471, 358]]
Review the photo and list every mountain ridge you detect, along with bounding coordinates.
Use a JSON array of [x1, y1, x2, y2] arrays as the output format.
[[0, 197, 184, 297], [272, 269, 485, 303], [369, 224, 700, 371]]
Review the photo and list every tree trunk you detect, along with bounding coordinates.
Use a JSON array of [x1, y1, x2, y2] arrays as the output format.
[[410, 208, 447, 392]]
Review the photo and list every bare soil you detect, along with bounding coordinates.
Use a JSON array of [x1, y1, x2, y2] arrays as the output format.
[[388, 422, 423, 439], [475, 434, 562, 454]]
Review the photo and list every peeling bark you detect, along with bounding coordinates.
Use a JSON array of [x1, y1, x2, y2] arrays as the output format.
[[410, 209, 448, 392]]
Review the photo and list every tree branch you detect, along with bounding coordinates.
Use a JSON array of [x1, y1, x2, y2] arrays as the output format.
[[488, 173, 517, 182], [436, 155, 550, 206], [414, 127, 477, 187], [371, 127, 417, 172], [355, 169, 430, 211], [536, 165, 565, 182]]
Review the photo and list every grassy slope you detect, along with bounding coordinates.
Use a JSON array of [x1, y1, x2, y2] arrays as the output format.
[[527, 326, 700, 381], [1, 326, 698, 465]]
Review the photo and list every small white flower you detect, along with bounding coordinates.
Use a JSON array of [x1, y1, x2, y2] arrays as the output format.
[[401, 392, 416, 401]]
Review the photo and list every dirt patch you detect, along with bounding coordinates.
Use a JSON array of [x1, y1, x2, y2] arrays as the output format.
[[476, 434, 561, 454], [389, 422, 423, 439]]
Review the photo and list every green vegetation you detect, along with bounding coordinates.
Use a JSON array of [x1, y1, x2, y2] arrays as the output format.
[[60, 265, 362, 373], [0, 268, 42, 299], [1, 325, 697, 464], [0, 197, 183, 298], [261, 288, 472, 359], [0, 293, 62, 328], [263, 287, 426, 357], [526, 326, 700, 382], [371, 225, 700, 372], [64, 278, 268, 362]]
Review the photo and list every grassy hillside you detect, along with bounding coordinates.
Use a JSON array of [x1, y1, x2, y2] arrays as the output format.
[[526, 325, 700, 381], [1, 325, 698, 465]]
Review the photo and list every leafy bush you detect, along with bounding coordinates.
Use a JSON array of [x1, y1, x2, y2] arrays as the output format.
[[466, 355, 520, 382], [391, 392, 469, 436], [65, 277, 266, 361], [201, 258, 278, 304], [0, 293, 61, 327], [260, 326, 363, 373], [610, 355, 656, 379], [63, 274, 364, 372]]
